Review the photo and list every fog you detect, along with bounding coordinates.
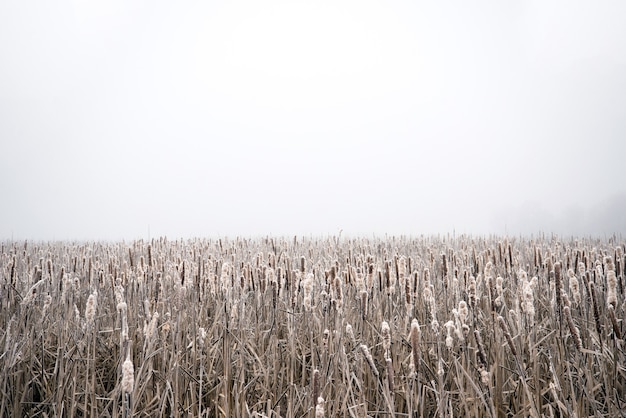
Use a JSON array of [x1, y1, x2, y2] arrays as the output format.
[[1, 1, 625, 240]]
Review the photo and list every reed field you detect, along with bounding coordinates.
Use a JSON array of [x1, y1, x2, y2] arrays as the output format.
[[1, 235, 624, 417]]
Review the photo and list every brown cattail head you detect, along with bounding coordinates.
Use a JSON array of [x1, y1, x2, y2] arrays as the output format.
[[474, 330, 487, 367], [554, 262, 563, 315], [360, 290, 368, 319], [312, 369, 320, 408], [563, 306, 582, 351], [588, 281, 602, 338]]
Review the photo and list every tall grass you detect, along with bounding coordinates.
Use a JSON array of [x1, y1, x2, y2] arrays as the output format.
[[0, 235, 624, 416]]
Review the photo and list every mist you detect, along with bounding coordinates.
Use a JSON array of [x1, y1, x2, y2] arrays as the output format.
[[1, 1, 625, 240]]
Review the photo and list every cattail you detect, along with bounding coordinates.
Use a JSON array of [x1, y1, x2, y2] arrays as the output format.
[[85, 291, 97, 329], [468, 276, 477, 309], [431, 318, 440, 335], [381, 321, 391, 355], [495, 276, 504, 308], [197, 327, 206, 349], [410, 319, 420, 375], [607, 305, 621, 339], [114, 279, 125, 306], [480, 367, 490, 385], [161, 312, 171, 341], [322, 329, 330, 350], [360, 290, 368, 319], [554, 262, 563, 316], [520, 273, 536, 324], [118, 302, 129, 342], [444, 320, 455, 349], [588, 282, 602, 338], [386, 357, 395, 393], [42, 294, 52, 317], [312, 369, 320, 407], [568, 269, 581, 307], [474, 330, 487, 367], [74, 304, 81, 324], [121, 355, 134, 394], [360, 344, 379, 378], [333, 276, 343, 310], [303, 273, 313, 311], [315, 397, 325, 418], [557, 280, 569, 305], [607, 269, 618, 308], [563, 306, 582, 350], [498, 316, 516, 356], [345, 323, 356, 345], [458, 301, 469, 325]]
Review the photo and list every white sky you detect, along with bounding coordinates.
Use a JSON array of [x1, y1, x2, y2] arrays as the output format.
[[1, 0, 625, 240]]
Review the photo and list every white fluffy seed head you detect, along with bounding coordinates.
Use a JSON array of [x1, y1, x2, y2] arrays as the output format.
[[607, 270, 618, 307], [315, 397, 325, 417], [85, 291, 97, 328], [458, 301, 469, 324], [381, 321, 391, 354], [122, 357, 134, 394], [345, 323, 356, 345]]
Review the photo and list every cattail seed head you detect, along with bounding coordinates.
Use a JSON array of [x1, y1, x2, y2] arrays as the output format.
[[564, 306, 582, 350], [458, 301, 468, 324], [85, 291, 97, 329], [345, 323, 356, 345], [607, 269, 618, 308], [468, 276, 477, 309], [360, 344, 379, 378], [312, 369, 320, 408], [410, 319, 420, 375], [474, 330, 487, 367], [608, 305, 621, 339], [498, 315, 517, 356], [381, 321, 391, 355], [315, 397, 325, 418], [386, 357, 395, 392], [122, 356, 134, 394], [568, 269, 581, 306], [444, 320, 455, 349]]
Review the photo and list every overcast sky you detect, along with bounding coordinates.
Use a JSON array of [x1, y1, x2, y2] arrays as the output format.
[[1, 1, 625, 240]]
